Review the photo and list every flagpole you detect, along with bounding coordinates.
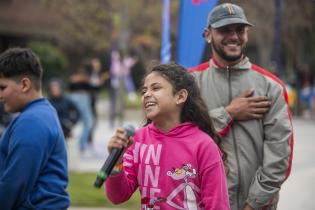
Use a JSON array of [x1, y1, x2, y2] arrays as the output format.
[[161, 0, 171, 63]]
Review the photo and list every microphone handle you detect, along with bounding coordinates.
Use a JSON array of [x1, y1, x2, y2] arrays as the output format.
[[94, 148, 123, 188], [94, 124, 135, 188]]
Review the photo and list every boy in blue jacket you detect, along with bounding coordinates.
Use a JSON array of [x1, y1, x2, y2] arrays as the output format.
[[0, 48, 70, 210]]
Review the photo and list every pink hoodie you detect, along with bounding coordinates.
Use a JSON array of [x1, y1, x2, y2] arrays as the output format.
[[105, 122, 230, 210]]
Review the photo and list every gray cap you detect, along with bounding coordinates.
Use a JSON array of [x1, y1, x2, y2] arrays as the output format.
[[207, 3, 253, 28]]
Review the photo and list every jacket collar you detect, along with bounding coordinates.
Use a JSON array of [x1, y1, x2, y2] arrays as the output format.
[[211, 56, 251, 71]]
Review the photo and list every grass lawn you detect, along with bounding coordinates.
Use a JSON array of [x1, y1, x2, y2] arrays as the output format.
[[68, 171, 140, 209]]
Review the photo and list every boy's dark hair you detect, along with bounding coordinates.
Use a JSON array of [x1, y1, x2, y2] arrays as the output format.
[[145, 63, 225, 159], [0, 48, 43, 90]]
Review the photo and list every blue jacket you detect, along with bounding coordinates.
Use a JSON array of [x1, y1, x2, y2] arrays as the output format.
[[0, 98, 70, 210]]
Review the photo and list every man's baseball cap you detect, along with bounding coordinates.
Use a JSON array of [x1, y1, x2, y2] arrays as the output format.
[[207, 3, 253, 28]]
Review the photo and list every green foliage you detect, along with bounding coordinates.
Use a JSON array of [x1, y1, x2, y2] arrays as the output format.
[[125, 93, 141, 109], [68, 171, 140, 209], [43, 0, 179, 65], [28, 41, 69, 84]]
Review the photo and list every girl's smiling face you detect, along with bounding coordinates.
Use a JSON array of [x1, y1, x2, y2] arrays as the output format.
[[141, 72, 181, 126]]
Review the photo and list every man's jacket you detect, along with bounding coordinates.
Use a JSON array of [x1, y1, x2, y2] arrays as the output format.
[[190, 57, 294, 210]]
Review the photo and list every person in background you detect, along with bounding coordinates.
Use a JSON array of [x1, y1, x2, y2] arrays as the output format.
[[121, 52, 137, 102], [285, 82, 298, 115], [108, 49, 125, 128], [68, 68, 94, 157], [48, 78, 80, 139], [108, 49, 138, 128], [104, 63, 230, 210], [0, 48, 70, 209], [190, 3, 293, 210], [87, 57, 108, 145]]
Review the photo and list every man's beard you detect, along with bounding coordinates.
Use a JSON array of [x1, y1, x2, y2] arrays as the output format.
[[212, 41, 244, 62]]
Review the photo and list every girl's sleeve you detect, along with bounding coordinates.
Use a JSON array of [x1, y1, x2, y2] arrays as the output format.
[[198, 140, 230, 210], [104, 145, 139, 204], [200, 161, 230, 210]]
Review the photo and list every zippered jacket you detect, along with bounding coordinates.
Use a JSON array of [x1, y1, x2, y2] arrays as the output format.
[[190, 57, 294, 210]]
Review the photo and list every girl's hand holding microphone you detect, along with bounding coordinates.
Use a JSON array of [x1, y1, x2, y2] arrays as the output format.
[[108, 127, 133, 154], [107, 127, 134, 175], [94, 125, 135, 188]]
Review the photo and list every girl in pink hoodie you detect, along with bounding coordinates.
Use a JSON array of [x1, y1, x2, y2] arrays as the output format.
[[105, 63, 230, 210]]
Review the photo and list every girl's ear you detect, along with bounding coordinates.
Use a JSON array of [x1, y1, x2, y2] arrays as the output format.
[[176, 89, 188, 105], [20, 77, 32, 93]]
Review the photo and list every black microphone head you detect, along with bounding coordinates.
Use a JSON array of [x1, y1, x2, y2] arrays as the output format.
[[124, 124, 135, 137]]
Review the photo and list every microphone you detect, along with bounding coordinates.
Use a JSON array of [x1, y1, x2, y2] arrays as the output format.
[[94, 124, 135, 188]]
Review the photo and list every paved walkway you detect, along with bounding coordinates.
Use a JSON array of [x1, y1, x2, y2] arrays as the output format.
[[277, 117, 315, 210]]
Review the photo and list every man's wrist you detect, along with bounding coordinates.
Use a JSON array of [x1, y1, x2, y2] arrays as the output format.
[[225, 105, 235, 119], [243, 203, 254, 210]]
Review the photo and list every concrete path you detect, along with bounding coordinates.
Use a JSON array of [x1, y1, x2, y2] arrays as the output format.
[[277, 117, 315, 210]]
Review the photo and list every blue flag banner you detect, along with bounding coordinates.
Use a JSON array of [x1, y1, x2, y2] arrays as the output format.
[[161, 0, 171, 63], [176, 0, 217, 68]]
